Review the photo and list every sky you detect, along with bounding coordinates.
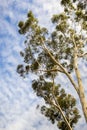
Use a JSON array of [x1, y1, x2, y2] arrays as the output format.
[[0, 0, 87, 130]]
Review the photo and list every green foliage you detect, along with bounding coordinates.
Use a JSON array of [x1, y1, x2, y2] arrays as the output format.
[[18, 21, 24, 28], [18, 11, 38, 34], [82, 21, 87, 30], [77, 0, 86, 10], [33, 78, 80, 130], [17, 0, 87, 129], [61, 0, 71, 6], [52, 13, 68, 23]]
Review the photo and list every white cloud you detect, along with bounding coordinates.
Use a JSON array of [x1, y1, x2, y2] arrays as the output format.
[[0, 0, 87, 130], [4, 102, 58, 130]]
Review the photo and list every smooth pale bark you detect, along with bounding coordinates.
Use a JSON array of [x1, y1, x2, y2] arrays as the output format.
[[74, 45, 87, 122], [51, 77, 73, 130], [51, 101, 73, 130], [41, 38, 87, 122], [42, 43, 79, 93]]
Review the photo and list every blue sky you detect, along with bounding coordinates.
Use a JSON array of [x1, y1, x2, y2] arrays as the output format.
[[0, 0, 87, 130]]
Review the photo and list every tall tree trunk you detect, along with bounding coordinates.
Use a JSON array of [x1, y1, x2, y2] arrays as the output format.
[[74, 46, 87, 122], [42, 38, 87, 122]]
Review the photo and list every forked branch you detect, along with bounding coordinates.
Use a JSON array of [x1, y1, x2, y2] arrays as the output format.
[[40, 38, 79, 93]]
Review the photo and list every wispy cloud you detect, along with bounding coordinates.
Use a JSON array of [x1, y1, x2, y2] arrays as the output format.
[[0, 0, 87, 130]]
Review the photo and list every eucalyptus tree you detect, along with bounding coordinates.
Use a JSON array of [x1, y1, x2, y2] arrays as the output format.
[[17, 0, 87, 129]]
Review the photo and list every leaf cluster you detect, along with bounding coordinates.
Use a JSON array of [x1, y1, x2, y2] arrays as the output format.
[[17, 0, 87, 129], [32, 78, 81, 130]]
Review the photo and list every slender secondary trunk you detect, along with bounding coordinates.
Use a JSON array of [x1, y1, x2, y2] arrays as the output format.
[[74, 46, 87, 122], [42, 38, 87, 122], [52, 77, 73, 130], [52, 102, 73, 130]]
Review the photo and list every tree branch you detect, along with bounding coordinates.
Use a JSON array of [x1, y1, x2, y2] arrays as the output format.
[[41, 39, 79, 94], [50, 101, 73, 130], [50, 76, 73, 130], [77, 52, 87, 57], [39, 68, 64, 73]]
